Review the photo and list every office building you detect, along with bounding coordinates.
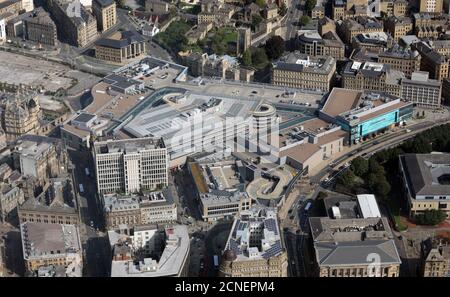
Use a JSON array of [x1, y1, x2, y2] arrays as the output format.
[[103, 188, 177, 229], [92, 0, 116, 32], [188, 160, 251, 222], [401, 71, 442, 108], [93, 137, 169, 195], [271, 52, 336, 92], [320, 88, 414, 144], [20, 222, 83, 276], [109, 224, 190, 277], [337, 17, 384, 44], [95, 31, 146, 63], [351, 32, 392, 54], [413, 41, 450, 81], [0, 182, 24, 222], [309, 216, 401, 277], [23, 8, 58, 46], [413, 12, 448, 39], [297, 30, 345, 61], [399, 153, 450, 219], [341, 61, 404, 97], [420, 0, 443, 13], [11, 135, 67, 184], [219, 206, 288, 277], [47, 0, 97, 47], [384, 16, 413, 42], [378, 47, 421, 78]]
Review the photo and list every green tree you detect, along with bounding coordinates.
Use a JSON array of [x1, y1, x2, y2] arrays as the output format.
[[252, 14, 263, 30], [116, 0, 125, 8], [264, 35, 285, 60], [415, 209, 447, 225], [242, 50, 252, 66], [373, 179, 391, 198], [304, 0, 317, 13], [350, 157, 369, 177], [255, 0, 266, 8], [337, 170, 356, 188], [369, 158, 385, 175], [252, 47, 268, 68], [316, 191, 328, 200], [278, 3, 287, 16], [299, 15, 311, 27]]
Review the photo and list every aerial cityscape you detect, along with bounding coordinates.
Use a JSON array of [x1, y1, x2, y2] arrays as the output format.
[[1, 0, 450, 280]]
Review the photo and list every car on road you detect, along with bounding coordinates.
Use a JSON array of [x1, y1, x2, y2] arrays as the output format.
[[90, 221, 94, 227], [373, 140, 379, 145]]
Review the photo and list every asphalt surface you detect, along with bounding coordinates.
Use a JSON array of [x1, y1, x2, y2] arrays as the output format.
[[68, 149, 109, 277]]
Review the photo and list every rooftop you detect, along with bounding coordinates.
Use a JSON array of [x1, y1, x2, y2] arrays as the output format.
[[110, 225, 189, 277], [399, 153, 450, 197], [272, 52, 335, 75], [223, 206, 285, 261], [21, 222, 81, 260], [96, 31, 145, 49], [94, 137, 165, 155]]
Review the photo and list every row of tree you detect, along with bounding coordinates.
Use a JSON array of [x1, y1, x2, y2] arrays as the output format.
[[337, 124, 450, 225], [241, 35, 285, 69]]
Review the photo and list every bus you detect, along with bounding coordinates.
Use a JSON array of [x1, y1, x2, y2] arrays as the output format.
[[213, 255, 219, 269], [79, 184, 84, 193], [304, 202, 312, 212], [85, 168, 90, 176]]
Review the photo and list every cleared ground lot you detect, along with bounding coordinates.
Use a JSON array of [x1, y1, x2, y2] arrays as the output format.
[[0, 51, 99, 93]]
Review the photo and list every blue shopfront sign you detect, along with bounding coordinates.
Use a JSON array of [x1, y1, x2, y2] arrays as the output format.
[[358, 110, 398, 137]]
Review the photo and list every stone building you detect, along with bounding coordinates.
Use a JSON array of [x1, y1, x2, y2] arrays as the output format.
[[271, 52, 336, 92], [297, 31, 345, 61], [420, 238, 449, 277], [102, 188, 177, 230], [419, 0, 443, 13], [1, 93, 41, 142], [399, 153, 450, 220], [413, 41, 450, 81], [11, 135, 68, 187], [47, 0, 97, 47], [378, 47, 421, 78], [384, 16, 413, 42], [18, 177, 80, 225], [23, 8, 57, 46], [20, 222, 83, 276], [310, 216, 401, 277], [219, 206, 288, 277], [337, 16, 384, 44], [94, 30, 146, 63], [92, 0, 116, 32]]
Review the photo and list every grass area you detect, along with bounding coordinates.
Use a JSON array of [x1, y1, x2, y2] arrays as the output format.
[[386, 192, 408, 231], [223, 32, 237, 43]]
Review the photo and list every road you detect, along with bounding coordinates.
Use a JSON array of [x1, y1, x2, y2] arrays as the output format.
[[311, 118, 450, 185], [68, 149, 109, 277], [284, 0, 303, 41]]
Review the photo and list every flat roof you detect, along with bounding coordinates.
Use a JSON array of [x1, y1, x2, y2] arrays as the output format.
[[280, 142, 321, 163], [73, 112, 96, 123], [321, 88, 362, 117], [358, 100, 409, 122], [356, 194, 381, 218]]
